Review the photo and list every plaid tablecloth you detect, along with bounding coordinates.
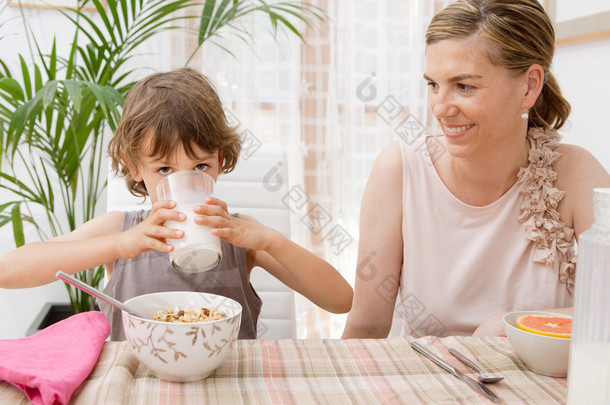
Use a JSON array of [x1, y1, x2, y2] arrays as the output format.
[[0, 336, 567, 404]]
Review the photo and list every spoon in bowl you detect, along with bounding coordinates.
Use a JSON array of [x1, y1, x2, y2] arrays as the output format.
[[449, 348, 504, 384], [56, 270, 147, 319]]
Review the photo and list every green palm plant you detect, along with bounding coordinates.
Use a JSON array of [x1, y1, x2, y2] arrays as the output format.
[[0, 0, 196, 313], [0, 0, 325, 315], [189, 0, 325, 63]]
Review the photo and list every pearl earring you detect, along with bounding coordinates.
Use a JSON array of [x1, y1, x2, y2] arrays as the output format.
[[521, 110, 529, 120]]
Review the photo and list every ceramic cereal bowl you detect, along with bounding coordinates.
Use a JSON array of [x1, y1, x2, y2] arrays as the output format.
[[122, 291, 242, 382], [503, 310, 571, 377]]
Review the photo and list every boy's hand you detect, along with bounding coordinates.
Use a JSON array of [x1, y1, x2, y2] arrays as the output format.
[[116, 200, 185, 259], [193, 197, 277, 251]]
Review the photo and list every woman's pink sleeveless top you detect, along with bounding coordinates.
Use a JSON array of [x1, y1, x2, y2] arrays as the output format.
[[398, 128, 575, 337]]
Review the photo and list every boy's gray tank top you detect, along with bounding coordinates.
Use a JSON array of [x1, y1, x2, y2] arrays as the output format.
[[100, 210, 262, 340]]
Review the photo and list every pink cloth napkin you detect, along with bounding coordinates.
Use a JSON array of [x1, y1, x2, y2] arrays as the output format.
[[0, 311, 110, 405]]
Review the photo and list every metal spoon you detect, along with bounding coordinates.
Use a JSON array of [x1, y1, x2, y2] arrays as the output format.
[[56, 270, 147, 319], [449, 348, 504, 384]]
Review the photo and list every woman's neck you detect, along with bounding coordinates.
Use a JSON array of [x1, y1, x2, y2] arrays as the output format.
[[441, 134, 531, 206]]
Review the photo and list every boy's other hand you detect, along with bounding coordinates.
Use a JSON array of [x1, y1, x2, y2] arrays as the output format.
[[116, 200, 185, 259], [193, 197, 277, 251]]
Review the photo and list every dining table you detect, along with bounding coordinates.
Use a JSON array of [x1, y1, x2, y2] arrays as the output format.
[[0, 335, 567, 404]]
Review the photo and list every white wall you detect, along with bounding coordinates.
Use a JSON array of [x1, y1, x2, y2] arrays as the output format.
[[554, 36, 610, 172]]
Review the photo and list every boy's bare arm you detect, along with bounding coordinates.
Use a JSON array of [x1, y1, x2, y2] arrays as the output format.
[[0, 200, 185, 289], [252, 233, 353, 314], [192, 199, 353, 313], [0, 211, 125, 288]]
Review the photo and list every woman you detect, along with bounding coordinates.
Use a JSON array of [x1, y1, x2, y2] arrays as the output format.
[[342, 0, 610, 338]]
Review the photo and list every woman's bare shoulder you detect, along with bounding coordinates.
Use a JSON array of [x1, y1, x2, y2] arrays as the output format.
[[361, 142, 403, 221], [554, 143, 610, 234], [372, 141, 403, 175], [363, 142, 403, 198], [555, 143, 598, 162], [554, 143, 610, 188]]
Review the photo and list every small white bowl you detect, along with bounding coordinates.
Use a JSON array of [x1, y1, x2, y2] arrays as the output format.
[[503, 310, 571, 377], [122, 291, 242, 382]]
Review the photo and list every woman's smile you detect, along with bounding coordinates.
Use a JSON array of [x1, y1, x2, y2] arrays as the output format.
[[442, 123, 475, 138]]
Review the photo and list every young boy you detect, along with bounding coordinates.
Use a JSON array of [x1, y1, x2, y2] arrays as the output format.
[[0, 68, 353, 339]]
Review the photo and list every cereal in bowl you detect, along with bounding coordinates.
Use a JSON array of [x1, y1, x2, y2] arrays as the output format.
[[153, 306, 225, 323]]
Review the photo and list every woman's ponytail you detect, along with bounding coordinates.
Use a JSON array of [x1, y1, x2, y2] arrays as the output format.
[[529, 72, 571, 130]]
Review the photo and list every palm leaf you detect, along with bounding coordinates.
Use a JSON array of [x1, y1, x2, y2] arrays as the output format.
[[19, 56, 32, 100], [199, 0, 217, 43], [41, 80, 59, 108], [0, 77, 25, 102], [187, 0, 326, 64], [0, 172, 41, 203], [0, 201, 18, 216], [11, 203, 25, 247], [64, 80, 83, 112]]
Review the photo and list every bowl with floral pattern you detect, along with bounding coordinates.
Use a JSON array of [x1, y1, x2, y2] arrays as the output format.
[[122, 291, 242, 382]]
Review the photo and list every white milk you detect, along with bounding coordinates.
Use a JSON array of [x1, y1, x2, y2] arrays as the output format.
[[567, 342, 610, 404], [165, 204, 222, 272]]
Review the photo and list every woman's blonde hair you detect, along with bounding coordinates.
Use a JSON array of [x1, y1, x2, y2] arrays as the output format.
[[426, 0, 570, 130], [108, 68, 241, 197]]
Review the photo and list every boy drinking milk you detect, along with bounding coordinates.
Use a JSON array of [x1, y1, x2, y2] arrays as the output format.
[[0, 68, 353, 339]]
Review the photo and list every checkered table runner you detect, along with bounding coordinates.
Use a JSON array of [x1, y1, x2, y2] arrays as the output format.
[[0, 336, 567, 404]]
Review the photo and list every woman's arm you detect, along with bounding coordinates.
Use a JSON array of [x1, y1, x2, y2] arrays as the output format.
[[342, 142, 404, 338]]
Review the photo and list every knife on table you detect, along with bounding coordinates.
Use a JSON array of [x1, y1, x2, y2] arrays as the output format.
[[410, 341, 502, 404]]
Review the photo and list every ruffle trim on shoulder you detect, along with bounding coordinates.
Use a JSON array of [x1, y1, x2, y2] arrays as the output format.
[[516, 127, 576, 295]]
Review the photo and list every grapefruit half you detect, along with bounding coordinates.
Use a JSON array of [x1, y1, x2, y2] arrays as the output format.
[[516, 314, 571, 338]]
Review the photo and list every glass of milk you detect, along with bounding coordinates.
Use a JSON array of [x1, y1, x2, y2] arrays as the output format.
[[156, 171, 222, 272]]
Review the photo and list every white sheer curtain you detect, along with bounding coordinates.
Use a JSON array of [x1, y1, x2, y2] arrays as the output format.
[[133, 0, 452, 338], [292, 0, 453, 337]]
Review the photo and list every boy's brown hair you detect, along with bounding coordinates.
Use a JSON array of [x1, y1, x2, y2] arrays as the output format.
[[108, 68, 241, 196]]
